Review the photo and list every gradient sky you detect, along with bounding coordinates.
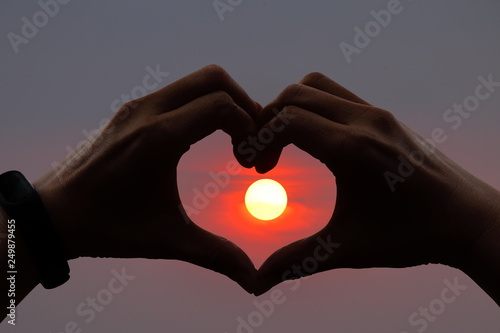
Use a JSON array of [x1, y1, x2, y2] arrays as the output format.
[[1, 1, 500, 332]]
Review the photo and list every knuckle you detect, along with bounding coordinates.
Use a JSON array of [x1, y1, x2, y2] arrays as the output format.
[[210, 90, 235, 107], [201, 64, 230, 82], [367, 108, 398, 131], [280, 83, 305, 103], [113, 106, 129, 123], [280, 105, 301, 121], [375, 109, 398, 131], [278, 106, 302, 130], [208, 91, 237, 116], [300, 72, 326, 85], [115, 97, 148, 120], [114, 102, 133, 119]]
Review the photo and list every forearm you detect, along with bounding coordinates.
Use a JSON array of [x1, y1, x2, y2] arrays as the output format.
[[1, 205, 40, 323]]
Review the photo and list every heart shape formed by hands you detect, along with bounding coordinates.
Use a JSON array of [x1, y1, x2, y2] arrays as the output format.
[[178, 122, 336, 271], [36, 65, 484, 297]]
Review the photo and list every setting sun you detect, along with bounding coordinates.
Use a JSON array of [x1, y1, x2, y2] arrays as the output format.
[[244, 179, 288, 221]]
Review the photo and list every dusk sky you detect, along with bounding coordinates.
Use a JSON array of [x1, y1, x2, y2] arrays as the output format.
[[1, 1, 500, 332]]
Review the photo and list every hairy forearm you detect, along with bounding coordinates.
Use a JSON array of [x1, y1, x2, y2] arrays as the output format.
[[1, 206, 40, 323]]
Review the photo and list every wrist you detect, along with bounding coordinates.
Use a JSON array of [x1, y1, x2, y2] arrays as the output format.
[[437, 175, 500, 269], [459, 214, 500, 306], [443, 177, 500, 306], [33, 173, 80, 261]]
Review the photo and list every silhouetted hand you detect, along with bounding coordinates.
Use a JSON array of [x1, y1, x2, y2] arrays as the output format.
[[34, 65, 260, 293], [254, 73, 500, 303]]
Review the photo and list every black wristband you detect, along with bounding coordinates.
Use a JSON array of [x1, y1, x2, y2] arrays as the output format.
[[0, 171, 70, 289]]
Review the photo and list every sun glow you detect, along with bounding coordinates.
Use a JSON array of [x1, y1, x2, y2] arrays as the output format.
[[244, 179, 287, 221]]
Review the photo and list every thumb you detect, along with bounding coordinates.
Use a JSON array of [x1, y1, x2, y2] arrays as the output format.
[[255, 230, 341, 296], [177, 224, 257, 294]]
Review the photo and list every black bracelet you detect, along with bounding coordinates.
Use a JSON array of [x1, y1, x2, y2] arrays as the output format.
[[0, 170, 70, 289]]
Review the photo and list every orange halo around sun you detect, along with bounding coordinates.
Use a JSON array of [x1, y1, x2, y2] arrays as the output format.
[[244, 179, 288, 221]]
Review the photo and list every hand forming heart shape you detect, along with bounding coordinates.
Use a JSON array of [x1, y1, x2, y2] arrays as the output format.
[[33, 65, 498, 298]]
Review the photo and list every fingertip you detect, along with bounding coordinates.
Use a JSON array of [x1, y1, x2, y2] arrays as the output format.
[[226, 258, 259, 295], [254, 161, 275, 174], [255, 165, 271, 174], [253, 273, 278, 296], [254, 261, 302, 296], [233, 266, 258, 294], [253, 148, 282, 174], [233, 142, 255, 169], [254, 237, 322, 295], [254, 101, 263, 114], [253, 286, 270, 297]]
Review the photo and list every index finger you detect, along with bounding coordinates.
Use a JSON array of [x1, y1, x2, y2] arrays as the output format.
[[149, 65, 260, 118], [298, 72, 371, 105]]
